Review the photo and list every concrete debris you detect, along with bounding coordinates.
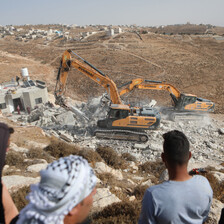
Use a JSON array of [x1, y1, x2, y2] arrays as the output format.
[[59, 132, 74, 142], [134, 143, 149, 150], [56, 111, 77, 126], [6, 95, 224, 167], [218, 128, 224, 135]]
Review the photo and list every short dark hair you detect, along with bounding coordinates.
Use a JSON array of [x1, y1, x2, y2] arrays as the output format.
[[163, 130, 190, 165]]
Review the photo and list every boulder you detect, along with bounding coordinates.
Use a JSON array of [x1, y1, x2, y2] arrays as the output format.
[[129, 161, 138, 170], [209, 198, 223, 222], [2, 175, 40, 192], [26, 163, 48, 173], [129, 196, 136, 201], [211, 171, 224, 184], [94, 162, 123, 180], [25, 140, 49, 149], [10, 143, 29, 153], [93, 188, 121, 210], [141, 179, 152, 187]]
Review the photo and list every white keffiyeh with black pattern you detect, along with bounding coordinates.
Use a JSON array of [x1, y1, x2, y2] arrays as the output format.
[[17, 155, 97, 224]]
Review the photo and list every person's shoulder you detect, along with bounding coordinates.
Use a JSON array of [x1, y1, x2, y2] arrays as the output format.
[[146, 182, 168, 194], [192, 175, 210, 183], [192, 175, 213, 193]]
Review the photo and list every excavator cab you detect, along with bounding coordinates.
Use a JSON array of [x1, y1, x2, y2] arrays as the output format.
[[109, 108, 129, 119], [175, 94, 197, 110]]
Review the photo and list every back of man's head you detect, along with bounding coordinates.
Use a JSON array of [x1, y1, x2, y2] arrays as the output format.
[[163, 130, 190, 165]]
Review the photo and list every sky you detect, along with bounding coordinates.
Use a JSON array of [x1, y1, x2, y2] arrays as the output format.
[[0, 0, 224, 27]]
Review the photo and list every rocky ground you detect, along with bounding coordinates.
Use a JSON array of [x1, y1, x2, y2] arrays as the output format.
[[1, 94, 224, 223]]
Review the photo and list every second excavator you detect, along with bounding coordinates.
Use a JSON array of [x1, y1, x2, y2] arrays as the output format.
[[119, 78, 215, 120], [54, 50, 161, 142]]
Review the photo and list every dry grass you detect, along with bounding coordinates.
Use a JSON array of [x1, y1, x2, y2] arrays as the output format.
[[44, 139, 102, 163], [121, 153, 137, 162], [44, 139, 80, 158], [131, 185, 148, 200], [11, 186, 30, 211], [96, 146, 127, 169], [79, 148, 102, 164], [203, 173, 224, 203], [91, 201, 141, 224], [26, 147, 53, 163], [139, 160, 166, 179], [5, 151, 25, 169]]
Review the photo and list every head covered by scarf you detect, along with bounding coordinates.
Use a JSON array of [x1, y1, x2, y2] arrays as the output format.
[[17, 155, 97, 224]]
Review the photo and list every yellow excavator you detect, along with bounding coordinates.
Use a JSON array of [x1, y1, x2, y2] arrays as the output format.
[[54, 50, 161, 142], [119, 78, 215, 120]]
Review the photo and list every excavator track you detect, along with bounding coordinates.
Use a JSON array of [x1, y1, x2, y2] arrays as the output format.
[[162, 109, 207, 121], [94, 129, 149, 142]]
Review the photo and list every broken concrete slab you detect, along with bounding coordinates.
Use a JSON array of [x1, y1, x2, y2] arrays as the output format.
[[56, 111, 76, 126], [134, 143, 149, 150], [218, 128, 224, 135]]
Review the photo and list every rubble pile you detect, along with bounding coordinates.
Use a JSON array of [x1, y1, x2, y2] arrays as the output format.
[[8, 96, 224, 167]]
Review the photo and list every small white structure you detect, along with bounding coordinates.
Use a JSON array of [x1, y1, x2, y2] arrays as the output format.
[[0, 78, 48, 114], [114, 27, 122, 34], [21, 68, 30, 81], [107, 28, 114, 36]]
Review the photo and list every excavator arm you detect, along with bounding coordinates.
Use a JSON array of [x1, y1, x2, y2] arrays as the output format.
[[119, 78, 215, 114], [55, 49, 122, 106], [119, 78, 181, 99]]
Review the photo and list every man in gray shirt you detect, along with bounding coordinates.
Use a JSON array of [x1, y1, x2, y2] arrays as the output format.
[[138, 130, 213, 224]]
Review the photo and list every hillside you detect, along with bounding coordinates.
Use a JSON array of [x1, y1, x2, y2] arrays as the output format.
[[0, 25, 224, 113]]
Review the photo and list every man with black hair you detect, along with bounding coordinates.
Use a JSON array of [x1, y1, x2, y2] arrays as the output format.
[[139, 130, 213, 224]]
